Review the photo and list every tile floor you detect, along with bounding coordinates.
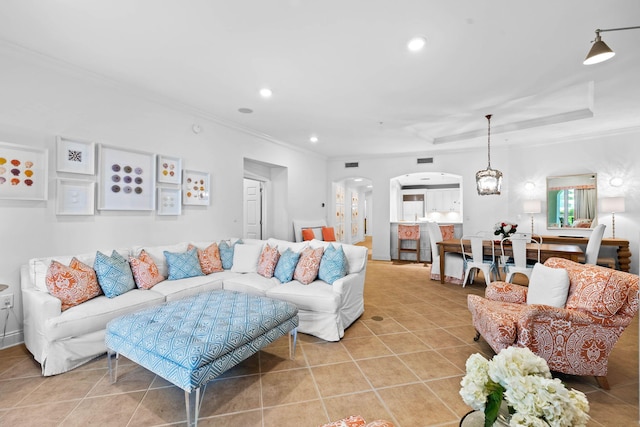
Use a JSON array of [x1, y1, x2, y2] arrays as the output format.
[[0, 256, 637, 426]]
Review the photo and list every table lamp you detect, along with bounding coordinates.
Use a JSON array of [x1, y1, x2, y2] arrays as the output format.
[[523, 199, 542, 235], [601, 197, 625, 238]]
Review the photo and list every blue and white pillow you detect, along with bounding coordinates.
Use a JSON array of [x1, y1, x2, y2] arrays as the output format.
[[318, 244, 348, 284], [274, 248, 301, 283], [219, 239, 242, 269], [94, 250, 136, 298], [164, 247, 204, 280]]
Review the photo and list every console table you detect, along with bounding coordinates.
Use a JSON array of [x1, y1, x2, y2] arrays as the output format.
[[540, 236, 631, 272]]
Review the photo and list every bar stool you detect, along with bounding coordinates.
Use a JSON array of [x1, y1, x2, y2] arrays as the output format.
[[398, 224, 420, 262]]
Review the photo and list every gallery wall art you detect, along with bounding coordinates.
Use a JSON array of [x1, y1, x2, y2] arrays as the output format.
[[0, 141, 48, 200], [97, 145, 155, 210]]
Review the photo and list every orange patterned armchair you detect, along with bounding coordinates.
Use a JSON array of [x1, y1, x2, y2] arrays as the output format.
[[468, 257, 638, 389]]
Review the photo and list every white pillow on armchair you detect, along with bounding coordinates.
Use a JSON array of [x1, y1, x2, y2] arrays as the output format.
[[526, 263, 570, 308]]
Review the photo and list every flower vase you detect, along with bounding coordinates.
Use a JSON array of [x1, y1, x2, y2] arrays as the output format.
[[494, 401, 512, 426]]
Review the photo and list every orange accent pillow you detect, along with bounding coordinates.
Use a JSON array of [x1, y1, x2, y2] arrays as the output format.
[[45, 258, 102, 310], [322, 226, 337, 241], [190, 243, 223, 274], [257, 243, 281, 278], [301, 228, 315, 241], [293, 246, 324, 285], [129, 250, 165, 289]]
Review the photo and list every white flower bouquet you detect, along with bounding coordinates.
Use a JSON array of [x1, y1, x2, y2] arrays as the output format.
[[494, 222, 518, 240], [460, 347, 590, 427]]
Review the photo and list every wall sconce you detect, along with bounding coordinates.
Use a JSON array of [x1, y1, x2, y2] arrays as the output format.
[[584, 26, 640, 65], [600, 197, 625, 239], [523, 200, 542, 235]]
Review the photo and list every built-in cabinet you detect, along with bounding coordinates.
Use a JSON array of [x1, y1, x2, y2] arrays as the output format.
[[426, 189, 460, 212]]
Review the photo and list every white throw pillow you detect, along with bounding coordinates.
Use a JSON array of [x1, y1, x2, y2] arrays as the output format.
[[526, 263, 570, 308], [230, 244, 263, 273]]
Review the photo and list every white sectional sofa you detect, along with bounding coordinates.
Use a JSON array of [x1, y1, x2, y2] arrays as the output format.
[[21, 238, 368, 376]]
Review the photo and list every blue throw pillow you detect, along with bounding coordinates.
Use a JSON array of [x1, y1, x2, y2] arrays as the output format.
[[274, 248, 301, 283], [94, 250, 136, 298], [219, 239, 242, 270], [164, 247, 204, 280], [318, 244, 348, 284]]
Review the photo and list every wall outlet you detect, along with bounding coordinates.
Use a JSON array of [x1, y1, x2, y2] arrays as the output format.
[[1, 293, 13, 309]]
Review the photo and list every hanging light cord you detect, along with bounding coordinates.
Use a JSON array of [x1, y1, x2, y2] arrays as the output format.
[[486, 114, 492, 169]]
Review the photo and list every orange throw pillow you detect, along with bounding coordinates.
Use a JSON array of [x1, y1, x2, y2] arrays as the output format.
[[190, 243, 224, 274], [129, 250, 165, 289], [45, 258, 101, 310], [301, 228, 315, 241], [322, 226, 337, 241]]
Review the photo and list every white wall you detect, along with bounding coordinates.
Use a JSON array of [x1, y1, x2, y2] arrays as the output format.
[[328, 133, 640, 274], [0, 44, 327, 346]]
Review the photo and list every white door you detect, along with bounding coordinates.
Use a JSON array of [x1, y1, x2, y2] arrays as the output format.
[[243, 178, 262, 239]]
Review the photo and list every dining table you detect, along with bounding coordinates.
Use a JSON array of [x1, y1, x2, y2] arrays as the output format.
[[435, 239, 584, 284]]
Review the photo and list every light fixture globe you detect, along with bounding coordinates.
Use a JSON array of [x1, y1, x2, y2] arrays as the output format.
[[476, 114, 503, 195], [476, 168, 503, 195]]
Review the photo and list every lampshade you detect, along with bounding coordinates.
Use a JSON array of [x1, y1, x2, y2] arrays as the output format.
[[601, 197, 625, 213], [523, 199, 542, 214], [584, 34, 615, 65], [0, 284, 8, 292], [583, 26, 640, 65], [476, 114, 503, 195]]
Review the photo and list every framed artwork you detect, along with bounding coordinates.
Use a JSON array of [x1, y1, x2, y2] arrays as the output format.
[[0, 141, 48, 201], [56, 136, 96, 175], [157, 154, 182, 184], [182, 170, 210, 206], [97, 145, 155, 211], [157, 187, 182, 215], [56, 179, 95, 215]]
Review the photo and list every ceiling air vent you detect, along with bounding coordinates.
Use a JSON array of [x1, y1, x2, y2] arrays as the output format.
[[417, 157, 433, 164], [345, 162, 359, 168]]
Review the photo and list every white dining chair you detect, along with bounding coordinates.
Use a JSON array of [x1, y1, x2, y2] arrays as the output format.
[[583, 223, 606, 265], [426, 221, 465, 285], [460, 233, 500, 287], [501, 235, 541, 283]]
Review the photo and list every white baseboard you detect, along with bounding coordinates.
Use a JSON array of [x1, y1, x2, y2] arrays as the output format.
[[0, 330, 24, 350]]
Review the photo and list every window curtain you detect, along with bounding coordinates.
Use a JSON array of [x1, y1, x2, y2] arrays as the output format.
[[575, 189, 596, 219]]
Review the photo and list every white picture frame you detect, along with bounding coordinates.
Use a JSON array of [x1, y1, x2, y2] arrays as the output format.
[[182, 169, 210, 206], [56, 179, 95, 215], [157, 187, 182, 215], [97, 145, 156, 211], [0, 141, 48, 201], [157, 154, 182, 185], [56, 136, 96, 175]]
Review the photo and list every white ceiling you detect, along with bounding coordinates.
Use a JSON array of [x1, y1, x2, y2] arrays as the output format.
[[0, 1, 639, 159]]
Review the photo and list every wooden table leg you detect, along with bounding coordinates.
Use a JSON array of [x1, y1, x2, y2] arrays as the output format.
[[618, 242, 631, 272], [439, 245, 445, 284]]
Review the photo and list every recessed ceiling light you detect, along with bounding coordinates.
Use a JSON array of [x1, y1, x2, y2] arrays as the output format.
[[309, 135, 319, 143], [354, 178, 363, 182], [610, 177, 624, 187], [238, 107, 253, 114], [259, 88, 272, 98], [407, 36, 427, 52]]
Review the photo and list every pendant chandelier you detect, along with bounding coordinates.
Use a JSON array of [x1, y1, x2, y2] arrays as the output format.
[[476, 114, 503, 195]]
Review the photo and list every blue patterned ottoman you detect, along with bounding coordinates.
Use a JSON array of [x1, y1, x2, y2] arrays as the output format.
[[105, 290, 298, 427]]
